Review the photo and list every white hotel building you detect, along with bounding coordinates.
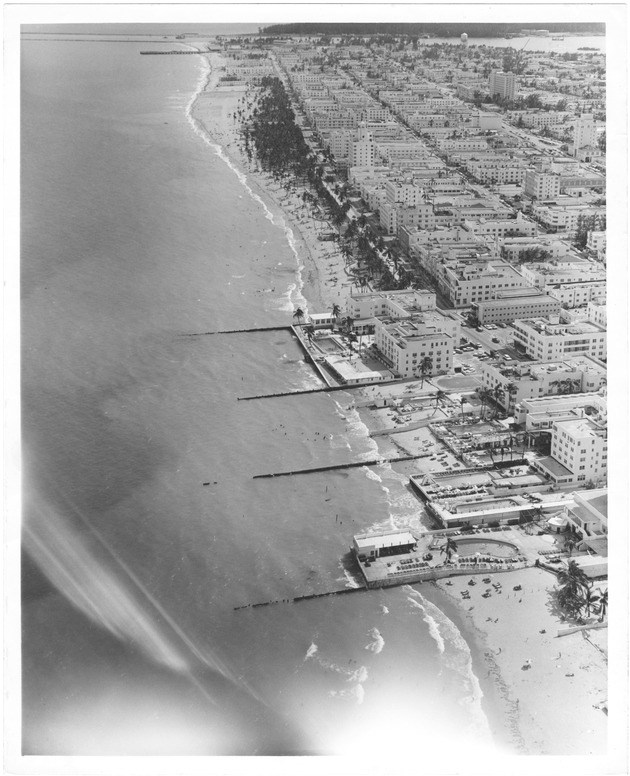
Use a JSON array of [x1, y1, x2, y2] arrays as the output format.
[[374, 312, 458, 378], [512, 317, 607, 362]]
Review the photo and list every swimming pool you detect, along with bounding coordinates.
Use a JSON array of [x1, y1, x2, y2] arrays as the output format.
[[453, 537, 519, 558]]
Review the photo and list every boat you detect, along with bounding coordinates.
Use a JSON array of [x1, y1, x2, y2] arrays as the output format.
[[552, 36, 565, 41]]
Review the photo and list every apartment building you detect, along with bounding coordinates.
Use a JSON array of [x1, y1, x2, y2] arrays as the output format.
[[439, 259, 528, 308], [466, 159, 527, 185], [374, 312, 457, 377], [530, 202, 602, 234], [346, 289, 436, 320], [523, 170, 561, 200], [548, 280, 607, 308], [464, 212, 537, 240], [586, 299, 607, 328], [473, 289, 560, 324], [521, 260, 605, 290], [533, 410, 607, 486], [511, 317, 607, 361], [572, 113, 597, 158], [500, 237, 569, 262], [479, 355, 607, 409], [513, 393, 607, 432], [488, 70, 517, 100]]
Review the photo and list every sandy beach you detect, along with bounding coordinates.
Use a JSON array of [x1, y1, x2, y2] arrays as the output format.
[[433, 567, 608, 755], [191, 52, 352, 319], [192, 51, 609, 757]]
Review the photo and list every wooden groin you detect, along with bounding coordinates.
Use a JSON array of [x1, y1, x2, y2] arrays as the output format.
[[253, 453, 429, 479], [238, 378, 403, 401], [233, 584, 367, 611], [183, 325, 292, 337], [141, 50, 204, 55]]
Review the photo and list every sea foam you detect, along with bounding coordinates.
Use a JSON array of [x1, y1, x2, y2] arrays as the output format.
[[364, 627, 385, 654]]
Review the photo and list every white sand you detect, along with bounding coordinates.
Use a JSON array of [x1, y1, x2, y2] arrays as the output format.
[[436, 567, 608, 754]]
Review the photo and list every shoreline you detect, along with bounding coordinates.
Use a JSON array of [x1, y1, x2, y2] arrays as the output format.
[[188, 50, 608, 757], [189, 51, 351, 318], [432, 567, 607, 755]]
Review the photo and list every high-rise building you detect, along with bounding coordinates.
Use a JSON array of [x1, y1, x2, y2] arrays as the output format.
[[488, 70, 516, 101], [351, 122, 375, 168], [573, 114, 597, 158]]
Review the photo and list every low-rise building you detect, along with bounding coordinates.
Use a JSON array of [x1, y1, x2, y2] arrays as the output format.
[[513, 393, 607, 433], [548, 279, 607, 308], [346, 289, 436, 320], [473, 288, 560, 325], [511, 317, 607, 361], [439, 258, 529, 308], [479, 355, 607, 409]]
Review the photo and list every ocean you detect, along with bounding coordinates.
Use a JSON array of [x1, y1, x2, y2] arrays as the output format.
[[21, 38, 499, 756]]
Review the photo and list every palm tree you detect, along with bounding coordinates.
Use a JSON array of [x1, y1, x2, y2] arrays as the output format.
[[477, 387, 493, 421], [292, 307, 306, 327], [557, 559, 591, 618], [581, 585, 601, 620], [557, 559, 590, 594], [432, 389, 447, 417], [597, 589, 608, 621], [419, 356, 433, 387], [331, 303, 342, 321], [440, 536, 458, 564], [460, 396, 468, 423]]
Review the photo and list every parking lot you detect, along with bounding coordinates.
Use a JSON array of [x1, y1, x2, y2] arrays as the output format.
[[454, 321, 529, 374]]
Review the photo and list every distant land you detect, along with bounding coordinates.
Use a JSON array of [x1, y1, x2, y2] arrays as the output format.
[[261, 22, 605, 38]]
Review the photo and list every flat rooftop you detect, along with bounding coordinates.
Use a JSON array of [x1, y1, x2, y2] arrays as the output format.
[[535, 456, 573, 477]]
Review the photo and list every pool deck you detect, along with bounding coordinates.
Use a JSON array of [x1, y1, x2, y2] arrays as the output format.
[[355, 525, 570, 589]]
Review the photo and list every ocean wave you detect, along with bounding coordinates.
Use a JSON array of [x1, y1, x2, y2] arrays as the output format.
[[185, 55, 308, 317], [407, 595, 446, 655], [337, 565, 362, 589], [364, 628, 385, 654], [380, 605, 390, 615], [364, 468, 382, 483], [304, 642, 318, 661], [406, 588, 492, 742]]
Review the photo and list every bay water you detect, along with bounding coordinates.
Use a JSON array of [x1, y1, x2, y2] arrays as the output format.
[[21, 38, 498, 756]]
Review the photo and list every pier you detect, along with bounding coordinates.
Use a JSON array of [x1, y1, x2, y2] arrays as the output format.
[[253, 452, 431, 479]]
